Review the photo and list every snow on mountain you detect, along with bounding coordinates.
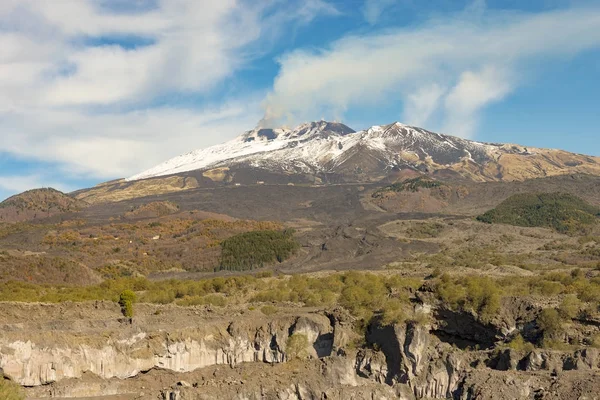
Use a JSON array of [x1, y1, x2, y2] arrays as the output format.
[[128, 119, 600, 184], [128, 121, 346, 180], [127, 120, 503, 181]]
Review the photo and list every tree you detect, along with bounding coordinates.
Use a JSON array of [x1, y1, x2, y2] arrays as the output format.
[[218, 230, 299, 271], [119, 290, 136, 319]]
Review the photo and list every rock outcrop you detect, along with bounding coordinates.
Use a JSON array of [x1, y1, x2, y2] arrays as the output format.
[[2, 302, 599, 399], [366, 322, 463, 398], [0, 313, 334, 387]]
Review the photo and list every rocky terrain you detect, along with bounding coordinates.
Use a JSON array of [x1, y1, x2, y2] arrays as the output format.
[[1, 283, 598, 400], [1, 121, 600, 399]]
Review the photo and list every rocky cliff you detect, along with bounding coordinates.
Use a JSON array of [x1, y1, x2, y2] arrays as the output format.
[[0, 304, 334, 387], [1, 301, 598, 399]]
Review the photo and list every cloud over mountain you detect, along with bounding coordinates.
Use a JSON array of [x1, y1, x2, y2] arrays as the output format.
[[0, 0, 336, 198], [1, 0, 599, 201], [262, 6, 600, 137]]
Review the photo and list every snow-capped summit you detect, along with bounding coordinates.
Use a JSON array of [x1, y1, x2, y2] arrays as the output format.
[[127, 120, 357, 181], [127, 120, 600, 184], [237, 121, 355, 143]]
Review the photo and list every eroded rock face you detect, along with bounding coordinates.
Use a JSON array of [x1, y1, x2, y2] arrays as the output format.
[[355, 349, 388, 384], [361, 320, 598, 399], [0, 314, 334, 387], [3, 302, 600, 399], [365, 321, 463, 398], [160, 381, 400, 400]]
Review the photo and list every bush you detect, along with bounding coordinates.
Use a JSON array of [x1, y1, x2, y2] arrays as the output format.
[[558, 295, 582, 319], [286, 333, 309, 359], [175, 294, 227, 307], [406, 222, 444, 238], [118, 290, 136, 318], [380, 299, 406, 326], [591, 334, 600, 349], [434, 275, 500, 322], [537, 308, 562, 338], [507, 334, 534, 353], [0, 378, 24, 400]]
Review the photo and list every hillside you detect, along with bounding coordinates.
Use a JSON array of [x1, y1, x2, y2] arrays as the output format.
[[2, 169, 600, 400], [0, 188, 88, 223], [477, 193, 600, 233], [71, 121, 600, 205]]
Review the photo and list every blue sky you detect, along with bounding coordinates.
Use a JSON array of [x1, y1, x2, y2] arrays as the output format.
[[0, 0, 599, 201]]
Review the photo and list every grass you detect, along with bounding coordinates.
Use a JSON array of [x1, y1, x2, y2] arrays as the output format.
[[406, 222, 444, 238]]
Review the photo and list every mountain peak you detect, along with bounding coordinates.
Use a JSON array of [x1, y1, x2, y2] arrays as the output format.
[[126, 120, 600, 183], [289, 121, 355, 139], [236, 121, 355, 145]]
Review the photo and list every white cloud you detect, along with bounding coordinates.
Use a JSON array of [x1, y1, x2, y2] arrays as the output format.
[[403, 83, 447, 128], [0, 99, 263, 179], [2, 0, 263, 107], [363, 0, 396, 24], [442, 66, 514, 137], [263, 6, 600, 137], [0, 0, 337, 192]]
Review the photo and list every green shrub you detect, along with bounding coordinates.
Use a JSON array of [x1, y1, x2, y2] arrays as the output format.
[[118, 290, 136, 318], [591, 334, 600, 349], [570, 268, 585, 279], [434, 275, 501, 322], [558, 295, 582, 319], [175, 294, 227, 307], [540, 339, 573, 350], [380, 299, 406, 325], [286, 333, 309, 359], [507, 334, 534, 353], [537, 308, 562, 338], [254, 270, 273, 278]]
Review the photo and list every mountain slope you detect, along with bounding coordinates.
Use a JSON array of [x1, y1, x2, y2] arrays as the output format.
[[127, 121, 600, 185], [0, 188, 88, 223]]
